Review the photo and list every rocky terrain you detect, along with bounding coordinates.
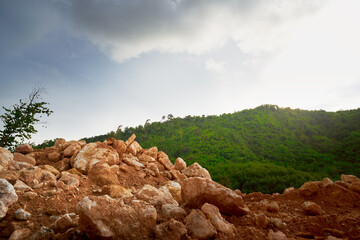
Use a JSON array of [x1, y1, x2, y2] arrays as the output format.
[[0, 135, 359, 240]]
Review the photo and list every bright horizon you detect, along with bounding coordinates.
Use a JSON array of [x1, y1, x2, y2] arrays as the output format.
[[1, 0, 359, 144]]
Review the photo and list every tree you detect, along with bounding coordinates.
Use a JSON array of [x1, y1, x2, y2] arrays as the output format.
[[0, 87, 53, 150]]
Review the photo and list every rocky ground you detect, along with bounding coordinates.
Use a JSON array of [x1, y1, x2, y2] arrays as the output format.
[[0, 135, 359, 240]]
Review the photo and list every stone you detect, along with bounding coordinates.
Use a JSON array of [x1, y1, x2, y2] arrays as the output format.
[[135, 184, 178, 208], [63, 143, 81, 157], [143, 146, 158, 159], [185, 209, 217, 240], [8, 228, 31, 240], [58, 171, 80, 190], [101, 184, 133, 198], [320, 177, 334, 188], [47, 151, 61, 162], [158, 203, 187, 221], [122, 154, 145, 169], [13, 180, 32, 192], [349, 181, 360, 193], [341, 174, 359, 184], [77, 196, 157, 239], [201, 203, 236, 236], [0, 179, 18, 219], [182, 177, 249, 216], [38, 165, 61, 178], [14, 208, 31, 220], [88, 163, 120, 186], [157, 151, 174, 170], [112, 140, 127, 160], [138, 153, 155, 163], [73, 142, 119, 174], [148, 163, 160, 176], [19, 167, 57, 187], [174, 157, 187, 171], [52, 213, 79, 233], [23, 192, 37, 199], [8, 161, 34, 171], [125, 134, 136, 146], [302, 201, 323, 216], [255, 213, 269, 228], [261, 200, 280, 213], [268, 229, 288, 240], [54, 138, 66, 150], [160, 181, 182, 203], [155, 219, 187, 240], [13, 153, 36, 165], [51, 158, 70, 172], [127, 141, 143, 156], [29, 226, 54, 240], [0, 147, 14, 170], [182, 162, 211, 179], [299, 181, 320, 197], [15, 144, 34, 154], [0, 170, 19, 184]]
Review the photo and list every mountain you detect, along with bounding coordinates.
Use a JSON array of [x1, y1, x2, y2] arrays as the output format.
[[79, 105, 360, 194]]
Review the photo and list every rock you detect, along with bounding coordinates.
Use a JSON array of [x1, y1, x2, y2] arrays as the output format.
[[54, 138, 66, 150], [261, 200, 280, 213], [0, 179, 18, 219], [29, 226, 54, 240], [51, 158, 70, 172], [320, 177, 334, 188], [185, 209, 217, 240], [148, 163, 160, 176], [127, 141, 143, 156], [101, 184, 133, 198], [299, 181, 320, 197], [157, 152, 174, 171], [52, 213, 79, 233], [201, 203, 236, 236], [182, 162, 211, 179], [143, 146, 158, 159], [47, 151, 61, 162], [123, 154, 145, 169], [13, 153, 36, 165], [0, 170, 19, 184], [255, 213, 269, 228], [19, 167, 57, 187], [15, 144, 34, 154], [182, 177, 249, 216], [112, 140, 127, 160], [269, 217, 287, 229], [160, 181, 182, 203], [38, 165, 61, 178], [77, 196, 157, 239], [8, 161, 34, 170], [327, 236, 343, 240], [63, 143, 81, 157], [8, 228, 31, 240], [14, 208, 31, 220], [138, 153, 155, 163], [174, 157, 187, 171], [125, 134, 136, 146], [135, 184, 178, 208], [23, 192, 37, 199], [13, 180, 32, 192], [88, 163, 120, 186], [58, 171, 80, 190], [0, 147, 14, 170], [158, 203, 187, 221], [341, 174, 359, 183], [349, 181, 360, 193], [268, 229, 288, 240], [302, 201, 323, 216], [155, 219, 187, 240], [73, 142, 119, 174]]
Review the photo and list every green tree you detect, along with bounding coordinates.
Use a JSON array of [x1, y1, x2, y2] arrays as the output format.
[[0, 87, 53, 150]]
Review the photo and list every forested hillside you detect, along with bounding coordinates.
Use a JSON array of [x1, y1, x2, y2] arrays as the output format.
[[77, 105, 360, 193]]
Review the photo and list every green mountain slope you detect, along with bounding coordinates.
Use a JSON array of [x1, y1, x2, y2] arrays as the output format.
[[81, 104, 360, 193]]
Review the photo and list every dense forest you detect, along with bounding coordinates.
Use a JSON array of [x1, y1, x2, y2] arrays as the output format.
[[38, 105, 360, 194]]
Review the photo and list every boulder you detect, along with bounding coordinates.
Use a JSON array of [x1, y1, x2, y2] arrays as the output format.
[[101, 184, 133, 199], [127, 141, 143, 156], [8, 161, 34, 171], [47, 151, 61, 162], [0, 179, 18, 220], [51, 158, 70, 172], [158, 203, 187, 221], [52, 213, 79, 233], [29, 226, 54, 240], [174, 157, 187, 171], [181, 177, 249, 216], [157, 152, 174, 171], [13, 153, 36, 165], [63, 143, 81, 158], [201, 203, 236, 236], [54, 138, 66, 150], [185, 209, 217, 240], [143, 146, 158, 159], [0, 147, 14, 170], [13, 180, 32, 192], [268, 229, 288, 240], [299, 181, 320, 197], [302, 201, 323, 216], [58, 171, 80, 190], [135, 184, 178, 208], [88, 163, 120, 186], [15, 144, 33, 154], [14, 208, 31, 220], [38, 165, 61, 178], [160, 181, 182, 203], [19, 167, 57, 187], [125, 134, 136, 146], [122, 154, 145, 169], [341, 174, 360, 184], [77, 196, 157, 239], [155, 219, 187, 240], [8, 228, 31, 240], [112, 140, 127, 160], [261, 200, 280, 213], [73, 142, 119, 174], [0, 170, 19, 184], [349, 181, 360, 193], [148, 163, 160, 177], [182, 162, 211, 179]]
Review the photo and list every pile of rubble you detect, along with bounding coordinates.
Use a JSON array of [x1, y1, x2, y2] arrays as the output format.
[[0, 135, 359, 239]]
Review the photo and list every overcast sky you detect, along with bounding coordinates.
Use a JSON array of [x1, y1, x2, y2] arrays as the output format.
[[1, 0, 360, 144]]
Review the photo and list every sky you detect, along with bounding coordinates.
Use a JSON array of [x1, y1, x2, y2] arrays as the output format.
[[1, 0, 360, 144]]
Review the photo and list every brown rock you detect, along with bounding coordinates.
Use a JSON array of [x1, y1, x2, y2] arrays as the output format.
[[52, 213, 79, 233], [0, 147, 14, 170], [261, 200, 280, 213], [268, 229, 288, 240], [19, 167, 57, 187], [88, 163, 120, 186], [302, 201, 323, 216], [15, 144, 33, 154], [122, 154, 145, 169], [320, 177, 334, 188], [127, 141, 143, 156], [158, 151, 174, 170], [182, 177, 249, 216], [158, 203, 187, 221], [160, 181, 182, 203], [0, 179, 18, 220], [185, 209, 217, 240], [299, 181, 320, 197], [155, 219, 187, 240], [341, 174, 360, 184], [105, 137, 115, 145], [101, 184, 133, 198], [148, 163, 160, 176], [112, 140, 127, 160], [13, 153, 36, 165], [125, 134, 136, 146], [143, 146, 158, 159], [77, 196, 157, 239], [174, 157, 187, 171], [13, 180, 32, 192], [38, 165, 60, 178], [51, 158, 70, 172], [47, 151, 61, 162], [255, 213, 269, 228], [138, 153, 155, 163], [73, 142, 119, 174], [63, 143, 81, 157], [54, 138, 66, 150], [58, 172, 80, 190], [14, 208, 31, 220], [135, 184, 178, 208], [29, 226, 54, 240], [0, 170, 19, 184], [182, 162, 211, 179], [349, 181, 360, 193], [201, 203, 236, 236], [8, 228, 31, 240]]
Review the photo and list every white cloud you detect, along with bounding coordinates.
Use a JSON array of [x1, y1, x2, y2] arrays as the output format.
[[205, 58, 226, 74]]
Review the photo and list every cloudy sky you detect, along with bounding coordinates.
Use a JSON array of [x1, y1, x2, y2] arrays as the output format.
[[1, 0, 360, 144]]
